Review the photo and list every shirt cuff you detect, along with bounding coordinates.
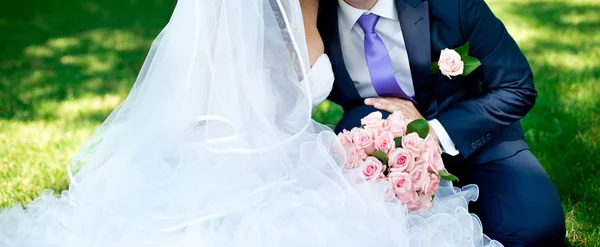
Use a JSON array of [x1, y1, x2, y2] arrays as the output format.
[[428, 119, 460, 156]]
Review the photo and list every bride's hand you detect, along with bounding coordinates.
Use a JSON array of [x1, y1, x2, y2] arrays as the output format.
[[301, 0, 324, 66]]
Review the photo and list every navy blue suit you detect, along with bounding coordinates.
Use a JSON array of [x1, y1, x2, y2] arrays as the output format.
[[318, 0, 566, 246]]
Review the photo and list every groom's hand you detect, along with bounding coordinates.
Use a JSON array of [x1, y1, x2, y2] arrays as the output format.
[[365, 97, 421, 119], [365, 97, 440, 143]]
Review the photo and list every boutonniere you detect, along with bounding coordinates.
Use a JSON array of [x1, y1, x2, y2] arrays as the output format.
[[432, 42, 481, 79]]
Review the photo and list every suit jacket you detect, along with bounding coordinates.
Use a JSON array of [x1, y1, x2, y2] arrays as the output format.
[[318, 0, 536, 164]]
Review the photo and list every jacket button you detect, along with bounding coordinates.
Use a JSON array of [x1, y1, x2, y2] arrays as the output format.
[[471, 142, 477, 149]]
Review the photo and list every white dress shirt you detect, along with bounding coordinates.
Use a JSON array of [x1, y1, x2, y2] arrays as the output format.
[[336, 0, 459, 156], [338, 0, 413, 98]]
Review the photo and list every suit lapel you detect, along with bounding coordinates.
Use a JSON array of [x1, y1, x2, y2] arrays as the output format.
[[321, 7, 362, 105], [396, 0, 438, 119]]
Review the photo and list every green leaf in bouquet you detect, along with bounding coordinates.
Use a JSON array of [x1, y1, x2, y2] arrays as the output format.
[[372, 149, 388, 164], [462, 55, 481, 76], [394, 137, 402, 148], [439, 170, 459, 182], [455, 42, 470, 57], [406, 119, 430, 139]]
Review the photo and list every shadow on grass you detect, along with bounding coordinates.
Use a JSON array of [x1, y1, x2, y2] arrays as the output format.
[[499, 1, 600, 246], [0, 0, 175, 121], [505, 1, 599, 33], [501, 0, 600, 191]]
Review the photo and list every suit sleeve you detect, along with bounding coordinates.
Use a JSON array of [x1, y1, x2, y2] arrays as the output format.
[[435, 0, 537, 158]]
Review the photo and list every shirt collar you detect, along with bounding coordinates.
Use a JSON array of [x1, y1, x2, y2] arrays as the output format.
[[338, 0, 398, 31]]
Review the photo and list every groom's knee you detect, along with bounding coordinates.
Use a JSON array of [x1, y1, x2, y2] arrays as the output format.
[[492, 203, 565, 247], [494, 210, 565, 247], [482, 152, 566, 246], [334, 105, 390, 133]]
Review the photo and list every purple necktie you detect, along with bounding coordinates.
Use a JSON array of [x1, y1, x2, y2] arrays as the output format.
[[357, 14, 414, 103]]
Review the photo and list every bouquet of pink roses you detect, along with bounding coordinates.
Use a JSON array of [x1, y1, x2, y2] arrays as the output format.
[[338, 111, 458, 211]]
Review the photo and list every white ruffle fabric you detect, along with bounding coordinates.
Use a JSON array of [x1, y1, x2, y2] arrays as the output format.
[[0, 0, 502, 247]]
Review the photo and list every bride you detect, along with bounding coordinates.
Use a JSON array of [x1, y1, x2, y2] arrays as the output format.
[[0, 0, 501, 246]]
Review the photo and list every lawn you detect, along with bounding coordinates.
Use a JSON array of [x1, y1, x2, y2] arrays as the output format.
[[1, 0, 598, 246]]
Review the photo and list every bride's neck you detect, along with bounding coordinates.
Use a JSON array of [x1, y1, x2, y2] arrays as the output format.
[[344, 0, 378, 10]]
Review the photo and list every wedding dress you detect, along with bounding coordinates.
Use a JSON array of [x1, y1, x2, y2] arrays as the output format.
[[0, 0, 502, 246]]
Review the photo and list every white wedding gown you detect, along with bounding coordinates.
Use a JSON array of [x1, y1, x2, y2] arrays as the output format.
[[0, 0, 502, 246]]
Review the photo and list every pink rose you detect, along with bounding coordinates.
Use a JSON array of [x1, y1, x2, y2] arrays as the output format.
[[424, 135, 442, 154], [388, 148, 414, 172], [338, 129, 354, 149], [361, 112, 383, 125], [375, 166, 389, 182], [402, 133, 425, 156], [424, 173, 440, 196], [361, 112, 386, 130], [389, 111, 405, 120], [433, 157, 444, 173], [368, 122, 390, 140], [417, 194, 434, 211], [374, 131, 395, 154], [358, 149, 368, 160], [387, 112, 408, 138], [349, 127, 360, 140], [353, 128, 375, 154], [360, 157, 384, 181], [407, 202, 420, 211], [438, 48, 464, 79], [345, 146, 360, 169], [382, 120, 391, 131], [389, 171, 412, 195], [357, 150, 369, 168], [397, 191, 419, 208], [410, 161, 430, 191], [420, 149, 445, 174]]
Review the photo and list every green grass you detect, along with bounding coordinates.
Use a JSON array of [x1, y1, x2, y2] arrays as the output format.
[[0, 0, 598, 245], [0, 0, 176, 206]]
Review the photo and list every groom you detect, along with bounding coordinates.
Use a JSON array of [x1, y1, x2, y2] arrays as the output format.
[[318, 0, 566, 246]]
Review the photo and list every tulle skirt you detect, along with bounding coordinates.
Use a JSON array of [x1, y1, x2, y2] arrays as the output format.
[[0, 121, 501, 247]]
